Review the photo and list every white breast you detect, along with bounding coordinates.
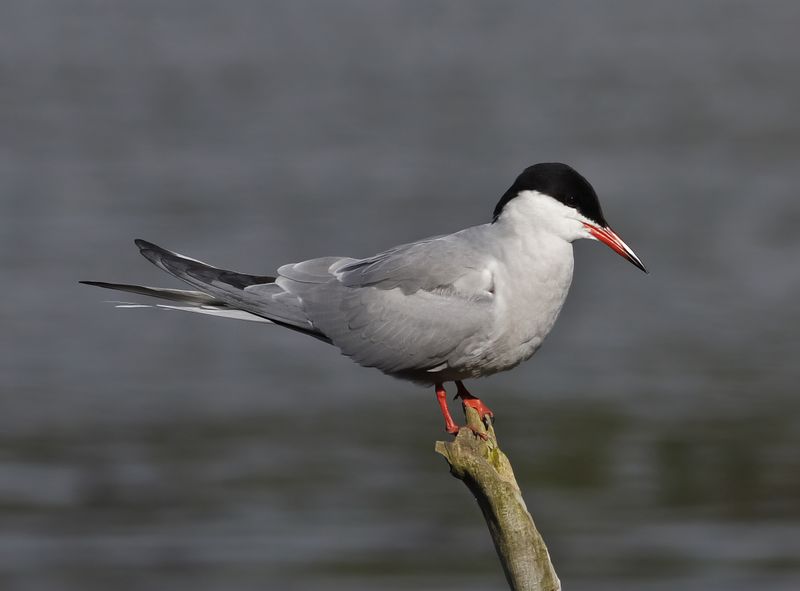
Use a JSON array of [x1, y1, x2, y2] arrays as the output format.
[[493, 234, 574, 365], [453, 202, 577, 377]]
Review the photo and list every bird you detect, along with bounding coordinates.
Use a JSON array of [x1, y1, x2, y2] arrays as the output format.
[[81, 162, 646, 435]]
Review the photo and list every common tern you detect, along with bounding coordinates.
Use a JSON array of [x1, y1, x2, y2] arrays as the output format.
[[82, 163, 646, 434]]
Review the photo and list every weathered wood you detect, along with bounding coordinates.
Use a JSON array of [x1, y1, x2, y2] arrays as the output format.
[[435, 406, 561, 591]]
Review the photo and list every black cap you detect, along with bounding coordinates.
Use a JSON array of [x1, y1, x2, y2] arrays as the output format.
[[493, 163, 607, 226]]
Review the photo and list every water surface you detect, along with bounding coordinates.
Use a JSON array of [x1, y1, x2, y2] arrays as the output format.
[[1, 2, 799, 590]]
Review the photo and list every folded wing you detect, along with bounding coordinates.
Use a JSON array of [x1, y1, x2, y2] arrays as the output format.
[[278, 232, 495, 375], [84, 233, 496, 378]]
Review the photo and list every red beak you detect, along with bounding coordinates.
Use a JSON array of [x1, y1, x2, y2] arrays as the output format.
[[583, 223, 648, 273]]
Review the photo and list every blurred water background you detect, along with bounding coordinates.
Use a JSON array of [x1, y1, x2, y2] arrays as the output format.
[[1, 1, 799, 590]]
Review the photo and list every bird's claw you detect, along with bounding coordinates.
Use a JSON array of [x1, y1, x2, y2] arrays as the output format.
[[467, 425, 489, 440], [444, 423, 488, 440], [461, 397, 494, 421], [437, 382, 493, 440]]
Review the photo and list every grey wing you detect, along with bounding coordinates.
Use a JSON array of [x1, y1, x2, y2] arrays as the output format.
[[278, 232, 495, 375], [302, 283, 491, 375], [336, 230, 496, 296], [109, 236, 496, 376]]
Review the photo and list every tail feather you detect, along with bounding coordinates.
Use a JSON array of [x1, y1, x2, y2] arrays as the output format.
[[81, 239, 331, 343], [132, 239, 313, 328], [112, 301, 273, 323], [134, 239, 276, 290], [78, 281, 221, 306]]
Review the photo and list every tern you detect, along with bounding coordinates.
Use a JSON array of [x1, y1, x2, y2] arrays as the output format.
[[82, 163, 646, 435]]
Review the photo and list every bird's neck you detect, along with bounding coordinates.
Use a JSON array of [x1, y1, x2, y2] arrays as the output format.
[[481, 208, 575, 366], [490, 201, 575, 260], [493, 190, 586, 243]]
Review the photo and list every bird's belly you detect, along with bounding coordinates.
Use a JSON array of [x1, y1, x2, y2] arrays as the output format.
[[456, 256, 573, 378], [463, 315, 554, 377]]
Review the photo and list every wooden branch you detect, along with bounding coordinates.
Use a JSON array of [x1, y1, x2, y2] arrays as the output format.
[[435, 406, 561, 591]]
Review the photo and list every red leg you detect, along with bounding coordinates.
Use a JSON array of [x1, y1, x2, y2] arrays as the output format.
[[435, 382, 491, 439], [455, 381, 494, 420], [435, 383, 459, 435]]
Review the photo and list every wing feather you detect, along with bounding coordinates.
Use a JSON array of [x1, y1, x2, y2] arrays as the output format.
[[87, 233, 497, 379], [335, 231, 493, 298], [276, 230, 496, 376]]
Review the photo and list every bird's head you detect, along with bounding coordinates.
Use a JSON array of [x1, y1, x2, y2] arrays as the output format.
[[493, 162, 647, 273]]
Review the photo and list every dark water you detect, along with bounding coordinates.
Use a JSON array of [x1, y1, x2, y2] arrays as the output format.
[[1, 1, 799, 589]]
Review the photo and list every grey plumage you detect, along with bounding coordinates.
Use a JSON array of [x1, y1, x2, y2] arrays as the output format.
[[282, 232, 496, 379], [81, 164, 645, 391], [90, 237, 492, 372], [84, 230, 504, 384], [111, 240, 329, 342]]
